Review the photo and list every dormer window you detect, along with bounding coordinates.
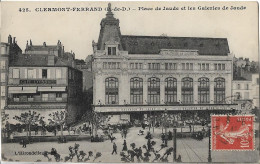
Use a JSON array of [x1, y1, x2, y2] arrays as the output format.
[[108, 47, 116, 55]]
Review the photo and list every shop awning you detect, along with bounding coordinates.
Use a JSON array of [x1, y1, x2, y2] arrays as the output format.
[[38, 87, 66, 92], [8, 87, 37, 93]]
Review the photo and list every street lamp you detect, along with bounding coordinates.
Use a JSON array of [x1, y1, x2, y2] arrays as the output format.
[[173, 122, 177, 162], [208, 124, 212, 162]]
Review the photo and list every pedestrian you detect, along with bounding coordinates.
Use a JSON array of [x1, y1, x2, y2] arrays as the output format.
[[9, 133, 14, 143], [189, 124, 192, 133], [112, 142, 117, 155], [68, 126, 71, 135], [54, 129, 57, 136], [22, 138, 27, 148], [123, 129, 127, 139], [176, 154, 182, 162], [138, 147, 143, 160], [165, 134, 168, 146], [168, 131, 173, 140], [122, 139, 128, 151], [161, 133, 165, 144], [121, 130, 124, 139], [147, 138, 151, 151], [35, 126, 38, 135]]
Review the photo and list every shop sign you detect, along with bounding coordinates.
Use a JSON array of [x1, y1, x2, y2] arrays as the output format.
[[95, 105, 238, 112]]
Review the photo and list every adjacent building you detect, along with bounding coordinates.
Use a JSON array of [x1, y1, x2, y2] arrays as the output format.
[[92, 4, 237, 123], [1, 35, 23, 115], [5, 39, 82, 125], [251, 73, 259, 108], [232, 78, 252, 112]]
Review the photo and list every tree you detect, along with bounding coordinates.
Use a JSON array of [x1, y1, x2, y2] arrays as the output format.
[[90, 112, 110, 136], [48, 111, 67, 137], [13, 110, 43, 139], [1, 111, 9, 139]]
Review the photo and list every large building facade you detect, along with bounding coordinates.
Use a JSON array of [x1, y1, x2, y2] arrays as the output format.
[[4, 39, 82, 125], [92, 4, 237, 123]]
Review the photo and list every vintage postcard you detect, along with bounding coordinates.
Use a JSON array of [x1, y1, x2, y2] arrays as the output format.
[[0, 1, 259, 163]]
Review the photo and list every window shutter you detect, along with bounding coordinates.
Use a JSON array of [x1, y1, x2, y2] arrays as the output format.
[[39, 69, 42, 78], [47, 69, 51, 79], [24, 68, 27, 78], [33, 69, 37, 79]]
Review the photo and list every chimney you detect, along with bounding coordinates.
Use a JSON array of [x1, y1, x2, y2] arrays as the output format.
[[30, 39, 32, 46], [26, 40, 29, 51], [8, 35, 12, 44], [13, 37, 16, 44], [43, 42, 46, 47]]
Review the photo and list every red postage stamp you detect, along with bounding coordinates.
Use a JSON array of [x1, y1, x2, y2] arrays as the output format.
[[211, 115, 254, 151]]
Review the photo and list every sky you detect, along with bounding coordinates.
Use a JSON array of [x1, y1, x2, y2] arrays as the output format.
[[1, 1, 258, 61]]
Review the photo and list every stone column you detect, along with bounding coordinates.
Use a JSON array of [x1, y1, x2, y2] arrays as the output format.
[[210, 80, 214, 104], [193, 80, 198, 104], [143, 78, 148, 104], [177, 79, 182, 103], [160, 77, 165, 104]]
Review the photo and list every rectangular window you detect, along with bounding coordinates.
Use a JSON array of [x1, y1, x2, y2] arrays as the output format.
[[56, 69, 62, 79], [182, 63, 185, 70], [190, 63, 193, 70], [108, 47, 116, 55], [237, 84, 240, 89], [206, 64, 209, 70], [42, 94, 48, 101], [218, 64, 221, 70], [139, 63, 143, 69], [27, 95, 34, 102], [199, 63, 201, 70], [214, 64, 217, 70], [130, 63, 134, 69], [0, 61, 5, 69], [244, 92, 249, 99], [236, 92, 241, 100], [202, 64, 205, 70], [117, 62, 120, 69], [28, 69, 36, 79], [1, 86, 5, 96], [1, 73, 5, 82], [112, 47, 116, 55], [108, 47, 111, 55], [165, 63, 168, 70], [222, 64, 225, 70], [148, 63, 151, 69], [245, 84, 249, 90], [13, 94, 19, 102], [42, 69, 47, 79], [186, 63, 189, 70], [103, 62, 107, 69], [13, 68, 20, 78]]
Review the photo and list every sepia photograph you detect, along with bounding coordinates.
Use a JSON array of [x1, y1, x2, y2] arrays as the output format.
[[0, 1, 259, 163]]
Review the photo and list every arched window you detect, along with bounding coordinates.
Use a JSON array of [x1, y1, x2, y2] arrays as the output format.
[[165, 77, 177, 103], [105, 77, 118, 104], [148, 77, 160, 104], [130, 77, 143, 104], [214, 77, 225, 103], [181, 77, 193, 104], [198, 77, 210, 104]]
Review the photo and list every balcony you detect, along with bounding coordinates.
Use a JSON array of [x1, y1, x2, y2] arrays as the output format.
[[8, 97, 67, 104]]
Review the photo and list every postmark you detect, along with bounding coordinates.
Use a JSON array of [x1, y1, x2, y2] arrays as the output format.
[[211, 115, 254, 151]]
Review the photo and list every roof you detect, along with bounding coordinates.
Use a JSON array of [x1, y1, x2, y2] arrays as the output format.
[[10, 54, 73, 67], [121, 35, 230, 55], [26, 45, 59, 51]]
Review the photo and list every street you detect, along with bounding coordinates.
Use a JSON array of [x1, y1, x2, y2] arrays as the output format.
[[2, 127, 259, 163]]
